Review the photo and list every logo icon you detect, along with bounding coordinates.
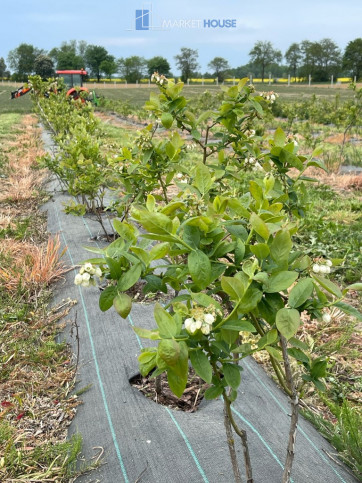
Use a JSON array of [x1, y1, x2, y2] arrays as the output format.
[[135, 6, 150, 30]]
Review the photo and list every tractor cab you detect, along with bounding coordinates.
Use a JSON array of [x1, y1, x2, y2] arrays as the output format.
[[56, 69, 88, 99], [56, 69, 87, 88]]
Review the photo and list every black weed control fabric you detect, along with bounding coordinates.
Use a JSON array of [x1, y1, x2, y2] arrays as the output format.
[[42, 130, 357, 483]]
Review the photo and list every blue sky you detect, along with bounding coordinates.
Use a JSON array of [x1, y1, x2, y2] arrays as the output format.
[[1, 0, 361, 74]]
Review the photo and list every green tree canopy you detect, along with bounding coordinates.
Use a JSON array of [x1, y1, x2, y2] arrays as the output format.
[[34, 55, 55, 79], [117, 56, 146, 83], [100, 56, 118, 79], [285, 43, 302, 80], [299, 39, 341, 81], [0, 57, 7, 78], [85, 45, 110, 82], [343, 38, 362, 80], [207, 57, 230, 82], [147, 56, 171, 77], [249, 41, 282, 82], [48, 40, 87, 70], [7, 43, 43, 81], [174, 47, 199, 82]]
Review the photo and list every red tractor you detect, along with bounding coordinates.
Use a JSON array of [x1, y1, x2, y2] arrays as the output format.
[[11, 69, 95, 102]]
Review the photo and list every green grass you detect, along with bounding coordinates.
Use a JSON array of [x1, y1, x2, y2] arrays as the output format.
[[0, 85, 33, 114], [92, 83, 356, 107]]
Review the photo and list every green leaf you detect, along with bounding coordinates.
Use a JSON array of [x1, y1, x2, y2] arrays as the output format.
[[154, 303, 177, 338], [113, 293, 132, 319], [190, 292, 222, 312], [310, 359, 327, 379], [222, 319, 255, 332], [307, 159, 328, 172], [249, 181, 263, 202], [133, 326, 161, 340], [133, 210, 173, 235], [312, 275, 342, 298], [234, 239, 246, 264], [161, 112, 173, 129], [204, 384, 224, 400], [288, 278, 314, 308], [117, 263, 142, 291], [265, 346, 283, 361], [113, 220, 137, 242], [146, 194, 156, 212], [189, 350, 212, 383], [333, 302, 362, 321], [158, 339, 180, 366], [105, 257, 123, 280], [149, 242, 169, 261], [289, 337, 309, 350], [167, 341, 188, 397], [274, 127, 286, 147], [188, 250, 212, 290], [345, 283, 362, 292], [270, 230, 292, 264], [221, 276, 246, 301], [257, 329, 278, 349], [287, 348, 310, 364], [238, 286, 263, 313], [194, 163, 213, 195], [223, 363, 241, 390], [276, 308, 301, 340], [99, 285, 117, 312], [250, 243, 270, 260], [191, 128, 201, 141], [139, 352, 157, 376], [264, 271, 298, 293], [250, 213, 269, 240]]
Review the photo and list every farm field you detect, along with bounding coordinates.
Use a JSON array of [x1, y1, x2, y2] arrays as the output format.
[[1, 78, 361, 481]]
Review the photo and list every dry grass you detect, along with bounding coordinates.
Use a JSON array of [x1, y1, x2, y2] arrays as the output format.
[[0, 115, 46, 203], [0, 235, 68, 295]]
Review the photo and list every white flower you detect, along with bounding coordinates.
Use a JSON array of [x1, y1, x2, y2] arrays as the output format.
[[190, 321, 198, 334], [326, 260, 333, 267], [176, 173, 183, 179], [195, 319, 202, 330], [82, 272, 91, 281], [312, 264, 320, 273], [204, 313, 215, 325], [95, 267, 102, 278], [324, 266, 331, 274], [322, 313, 331, 323], [270, 94, 276, 101], [201, 324, 211, 335], [81, 279, 90, 288], [84, 263, 93, 273], [79, 266, 85, 275], [74, 273, 83, 285], [319, 265, 329, 274]]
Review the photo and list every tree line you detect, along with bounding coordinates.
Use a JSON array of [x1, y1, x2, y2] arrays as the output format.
[[1, 38, 361, 83]]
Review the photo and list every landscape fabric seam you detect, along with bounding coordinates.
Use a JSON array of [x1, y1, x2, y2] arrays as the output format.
[[54, 204, 130, 483]]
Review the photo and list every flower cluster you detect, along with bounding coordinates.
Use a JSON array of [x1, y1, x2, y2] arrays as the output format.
[[74, 262, 102, 287], [248, 84, 256, 93], [184, 305, 219, 335], [312, 259, 332, 274], [244, 156, 262, 171], [286, 133, 298, 147], [260, 91, 279, 103], [244, 129, 256, 137], [151, 72, 168, 86], [176, 172, 188, 183]]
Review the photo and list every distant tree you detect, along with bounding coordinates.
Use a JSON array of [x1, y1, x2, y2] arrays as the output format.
[[118, 56, 146, 83], [85, 45, 109, 82], [7, 43, 43, 81], [299, 38, 341, 81], [0, 57, 6, 78], [100, 56, 118, 79], [343, 38, 362, 80], [207, 56, 230, 82], [249, 41, 282, 82], [34, 55, 55, 79], [49, 40, 87, 70], [174, 47, 199, 82], [228, 64, 253, 79], [147, 56, 171, 77], [285, 43, 302, 80]]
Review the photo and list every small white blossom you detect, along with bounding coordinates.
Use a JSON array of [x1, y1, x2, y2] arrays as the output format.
[[95, 267, 102, 278], [176, 173, 183, 179], [201, 325, 211, 335], [82, 279, 90, 288], [326, 260, 333, 267], [74, 273, 83, 285], [204, 313, 215, 325], [312, 264, 320, 273], [195, 319, 202, 330], [82, 272, 91, 281], [84, 263, 93, 273]]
